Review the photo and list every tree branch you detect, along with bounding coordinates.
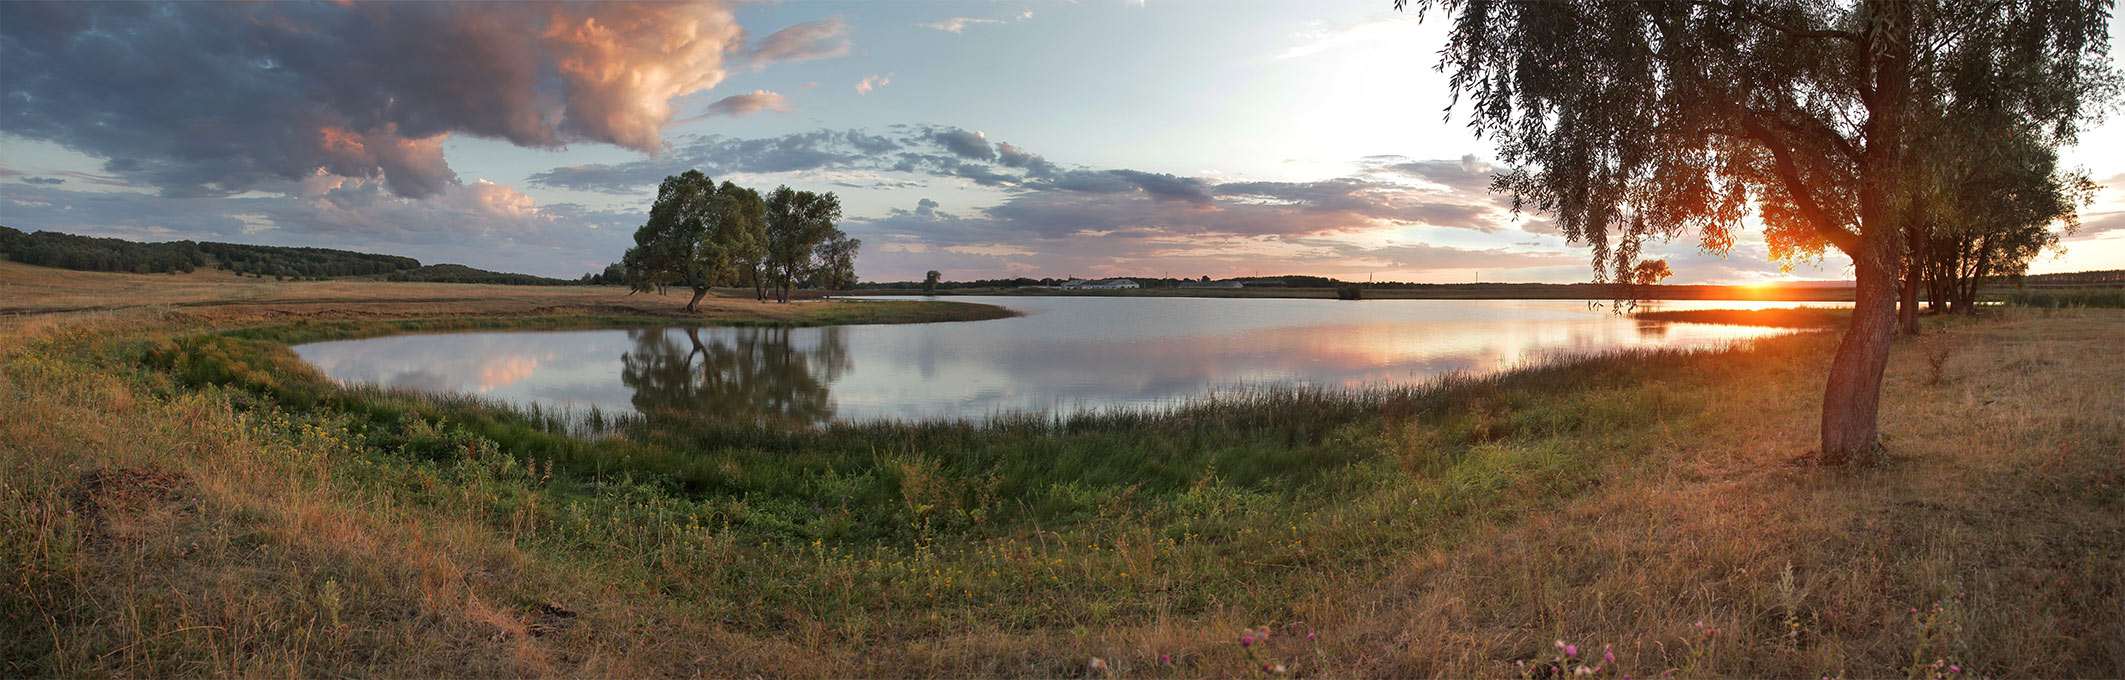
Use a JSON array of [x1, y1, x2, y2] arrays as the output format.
[[1736, 111, 1865, 256], [1691, 1, 1861, 42]]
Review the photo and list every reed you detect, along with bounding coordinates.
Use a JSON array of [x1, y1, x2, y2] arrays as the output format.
[[2004, 286, 2125, 309]]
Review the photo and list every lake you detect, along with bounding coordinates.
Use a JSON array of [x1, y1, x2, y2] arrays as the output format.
[[292, 297, 1836, 425]]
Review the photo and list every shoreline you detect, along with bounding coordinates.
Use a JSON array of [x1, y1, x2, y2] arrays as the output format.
[[848, 282, 1858, 302]]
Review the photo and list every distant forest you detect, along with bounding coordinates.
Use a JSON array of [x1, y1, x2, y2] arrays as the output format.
[[0, 226, 565, 284], [2022, 269, 2125, 285], [386, 264, 576, 286]]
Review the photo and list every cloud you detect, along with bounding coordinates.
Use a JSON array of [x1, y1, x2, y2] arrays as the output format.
[[0, 174, 639, 277], [1214, 178, 1501, 230], [518, 123, 1572, 280], [918, 17, 1005, 33], [702, 91, 795, 118], [1272, 16, 1410, 61], [0, 1, 747, 199], [856, 74, 893, 96], [1363, 154, 1496, 193], [996, 143, 1060, 178], [747, 17, 852, 65], [527, 129, 902, 193], [1291, 239, 1575, 271], [21, 177, 65, 185], [931, 128, 996, 161], [2077, 210, 2125, 236]]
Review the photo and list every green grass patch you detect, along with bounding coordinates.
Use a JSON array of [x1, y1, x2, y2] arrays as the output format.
[[108, 305, 1810, 644]]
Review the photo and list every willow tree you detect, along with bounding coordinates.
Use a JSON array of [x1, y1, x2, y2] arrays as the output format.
[[812, 232, 862, 291], [621, 171, 767, 312], [1398, 0, 2115, 464], [762, 187, 844, 303], [1916, 134, 2093, 314]]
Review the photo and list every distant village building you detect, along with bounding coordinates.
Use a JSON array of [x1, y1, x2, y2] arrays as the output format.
[[1061, 278, 1140, 290]]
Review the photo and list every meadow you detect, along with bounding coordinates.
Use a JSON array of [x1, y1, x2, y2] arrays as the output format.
[[3, 262, 2120, 677]]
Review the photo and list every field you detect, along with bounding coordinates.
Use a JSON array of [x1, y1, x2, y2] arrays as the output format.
[[3, 263, 2121, 677]]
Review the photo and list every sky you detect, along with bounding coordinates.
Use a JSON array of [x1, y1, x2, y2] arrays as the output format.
[[1, 1, 2120, 284]]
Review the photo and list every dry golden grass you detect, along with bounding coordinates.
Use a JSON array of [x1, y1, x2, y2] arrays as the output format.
[[2, 264, 2119, 677], [0, 260, 883, 324]]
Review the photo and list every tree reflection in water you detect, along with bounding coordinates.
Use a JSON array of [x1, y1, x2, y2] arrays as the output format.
[[619, 326, 850, 426]]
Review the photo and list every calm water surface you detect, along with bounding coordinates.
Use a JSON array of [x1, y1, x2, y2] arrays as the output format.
[[293, 297, 1835, 425]]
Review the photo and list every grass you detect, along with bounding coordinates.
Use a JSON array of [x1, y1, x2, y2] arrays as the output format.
[[3, 265, 2122, 677], [2004, 286, 2125, 309]]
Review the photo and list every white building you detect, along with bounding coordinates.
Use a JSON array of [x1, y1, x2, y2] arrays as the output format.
[[1061, 278, 1140, 290]]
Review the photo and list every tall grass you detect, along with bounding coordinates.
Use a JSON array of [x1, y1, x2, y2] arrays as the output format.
[[8, 302, 2123, 677], [2003, 286, 2125, 309]]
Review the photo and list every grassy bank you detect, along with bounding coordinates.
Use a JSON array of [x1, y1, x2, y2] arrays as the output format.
[[1632, 307, 1851, 328], [3, 268, 2121, 676]]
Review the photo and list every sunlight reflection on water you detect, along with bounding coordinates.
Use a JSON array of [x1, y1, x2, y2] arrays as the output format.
[[294, 297, 1843, 425]]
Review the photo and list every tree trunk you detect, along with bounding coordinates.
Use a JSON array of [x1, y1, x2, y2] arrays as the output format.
[[1897, 264, 1921, 335], [685, 286, 708, 312], [1898, 221, 1924, 334], [1820, 253, 1898, 464], [1926, 271, 1947, 312], [1819, 0, 1911, 466]]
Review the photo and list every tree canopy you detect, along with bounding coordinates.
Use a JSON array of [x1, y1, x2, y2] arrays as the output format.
[[618, 173, 857, 307], [762, 187, 846, 303], [1398, 0, 2117, 463], [619, 171, 768, 311]]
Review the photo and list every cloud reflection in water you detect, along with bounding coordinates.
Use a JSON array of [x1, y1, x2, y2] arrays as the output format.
[[294, 298, 1820, 424]]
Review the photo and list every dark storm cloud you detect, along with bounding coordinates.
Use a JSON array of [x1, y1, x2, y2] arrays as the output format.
[[0, 1, 748, 199]]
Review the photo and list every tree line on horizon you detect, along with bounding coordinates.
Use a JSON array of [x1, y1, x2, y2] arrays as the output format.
[[0, 225, 590, 284], [611, 170, 860, 311], [0, 225, 421, 279]]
